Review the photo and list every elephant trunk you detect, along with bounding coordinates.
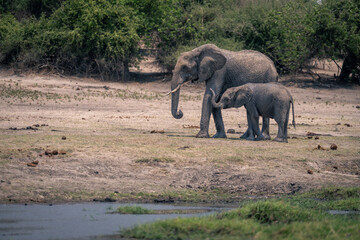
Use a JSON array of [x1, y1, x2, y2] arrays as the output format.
[[210, 88, 223, 108], [171, 74, 184, 119]]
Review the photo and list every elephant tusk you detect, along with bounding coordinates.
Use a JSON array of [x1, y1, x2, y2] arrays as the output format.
[[165, 83, 183, 96]]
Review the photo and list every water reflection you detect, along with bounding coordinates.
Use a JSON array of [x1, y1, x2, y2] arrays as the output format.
[[0, 203, 224, 240]]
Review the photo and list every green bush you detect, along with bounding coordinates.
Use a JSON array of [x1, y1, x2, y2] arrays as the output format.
[[0, 14, 23, 64], [235, 0, 314, 73], [219, 200, 315, 224], [1, 0, 359, 83], [1, 0, 142, 80], [310, 0, 360, 83]]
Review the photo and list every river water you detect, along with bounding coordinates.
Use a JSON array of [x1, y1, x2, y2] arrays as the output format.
[[0, 203, 223, 240]]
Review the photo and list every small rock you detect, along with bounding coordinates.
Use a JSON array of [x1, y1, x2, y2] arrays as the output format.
[[52, 150, 58, 155], [45, 149, 52, 156], [154, 196, 175, 203], [178, 146, 190, 150], [292, 136, 298, 139], [307, 169, 313, 174], [93, 197, 116, 202], [27, 160, 38, 167], [316, 97, 321, 100], [306, 131, 319, 136], [227, 129, 236, 134], [104, 197, 116, 202], [307, 136, 313, 139], [315, 136, 319, 140], [330, 144, 338, 150], [344, 123, 352, 127], [317, 145, 326, 150], [150, 130, 164, 134], [356, 105, 360, 109], [59, 150, 67, 155], [61, 136, 67, 140], [333, 166, 338, 170]]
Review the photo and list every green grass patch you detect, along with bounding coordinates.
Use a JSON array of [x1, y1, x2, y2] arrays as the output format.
[[288, 187, 360, 211], [113, 205, 153, 214], [111, 206, 210, 215], [122, 187, 360, 240]]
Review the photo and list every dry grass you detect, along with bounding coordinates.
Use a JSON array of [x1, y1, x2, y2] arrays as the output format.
[[0, 71, 359, 203]]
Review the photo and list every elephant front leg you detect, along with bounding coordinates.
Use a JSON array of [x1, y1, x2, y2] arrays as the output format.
[[250, 115, 265, 141], [212, 107, 226, 138], [242, 109, 257, 141], [240, 112, 252, 139], [196, 94, 212, 138]]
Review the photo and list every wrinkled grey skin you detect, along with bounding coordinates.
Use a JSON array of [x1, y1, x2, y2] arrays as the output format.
[[171, 44, 278, 138], [210, 83, 295, 143]]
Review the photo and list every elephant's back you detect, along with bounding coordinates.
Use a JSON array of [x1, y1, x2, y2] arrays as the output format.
[[257, 83, 292, 102], [225, 51, 278, 85]]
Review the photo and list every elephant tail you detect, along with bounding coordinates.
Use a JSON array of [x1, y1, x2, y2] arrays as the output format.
[[291, 98, 296, 129]]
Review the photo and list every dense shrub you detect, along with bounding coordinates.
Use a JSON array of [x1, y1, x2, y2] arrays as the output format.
[[0, 14, 23, 64], [0, 0, 359, 82], [237, 0, 315, 73], [310, 0, 360, 83], [0, 0, 62, 18]]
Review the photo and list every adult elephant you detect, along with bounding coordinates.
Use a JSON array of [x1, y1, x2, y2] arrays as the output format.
[[170, 44, 278, 138]]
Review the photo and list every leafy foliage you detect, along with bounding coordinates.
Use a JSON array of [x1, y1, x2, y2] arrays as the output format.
[[0, 14, 23, 64], [310, 0, 360, 82], [0, 0, 359, 82]]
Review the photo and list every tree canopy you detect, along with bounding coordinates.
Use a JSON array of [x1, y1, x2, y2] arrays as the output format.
[[0, 0, 359, 83]]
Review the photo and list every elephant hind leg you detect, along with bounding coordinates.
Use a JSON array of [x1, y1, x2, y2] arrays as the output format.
[[273, 111, 288, 143], [261, 117, 271, 140]]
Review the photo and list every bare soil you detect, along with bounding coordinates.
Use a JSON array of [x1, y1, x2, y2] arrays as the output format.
[[0, 66, 359, 204]]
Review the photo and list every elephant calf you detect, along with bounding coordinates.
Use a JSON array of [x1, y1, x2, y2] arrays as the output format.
[[210, 83, 295, 142]]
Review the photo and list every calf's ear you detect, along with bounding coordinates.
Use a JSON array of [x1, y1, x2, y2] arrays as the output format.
[[233, 86, 252, 108]]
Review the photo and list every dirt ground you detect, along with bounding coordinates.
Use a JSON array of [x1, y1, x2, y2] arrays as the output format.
[[0, 65, 359, 204]]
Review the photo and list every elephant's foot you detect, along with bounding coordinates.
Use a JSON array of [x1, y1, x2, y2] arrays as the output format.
[[273, 137, 288, 143], [261, 133, 271, 140], [196, 131, 210, 138], [246, 136, 256, 141], [255, 134, 265, 141], [213, 132, 227, 138], [240, 131, 250, 139]]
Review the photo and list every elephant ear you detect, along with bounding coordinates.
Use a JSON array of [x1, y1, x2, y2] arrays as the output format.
[[233, 86, 252, 108], [198, 47, 226, 82]]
